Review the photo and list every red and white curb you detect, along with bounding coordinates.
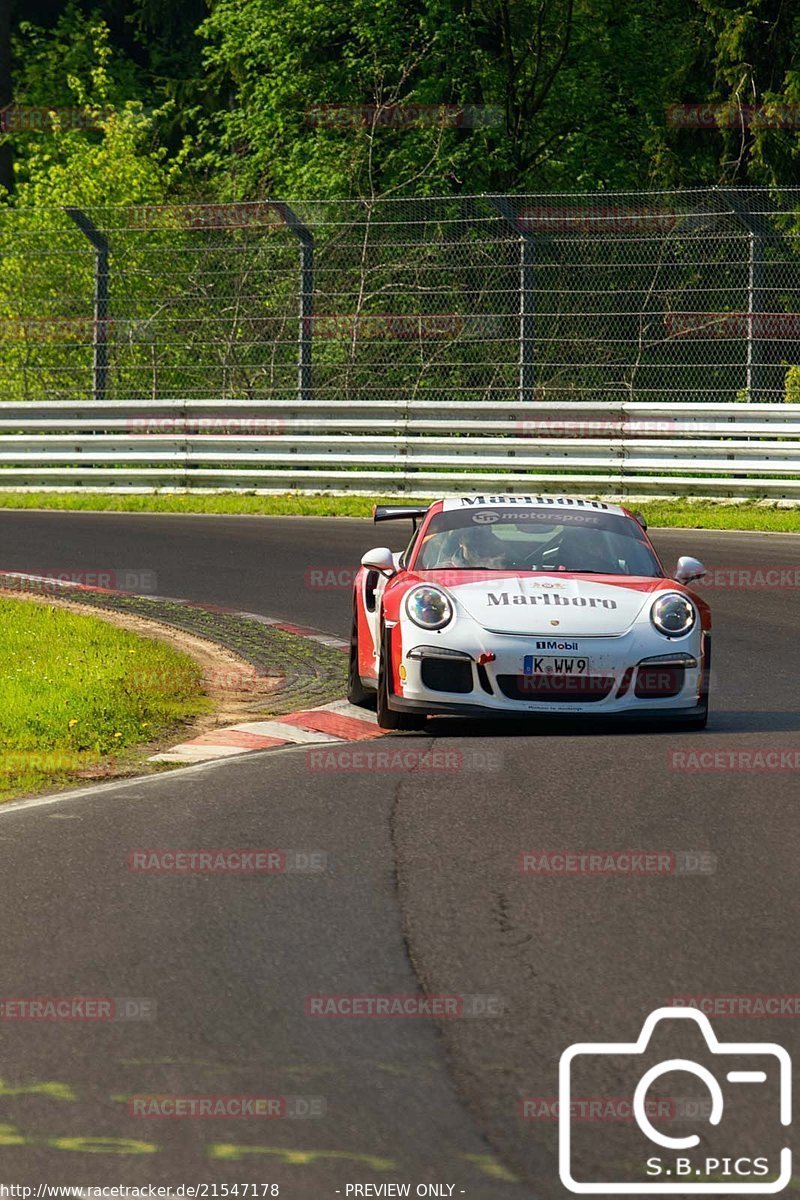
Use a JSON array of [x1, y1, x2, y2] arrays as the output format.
[[0, 571, 376, 764], [150, 699, 386, 763]]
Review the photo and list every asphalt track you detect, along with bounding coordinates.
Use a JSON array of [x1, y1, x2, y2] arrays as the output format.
[[1, 510, 800, 1196]]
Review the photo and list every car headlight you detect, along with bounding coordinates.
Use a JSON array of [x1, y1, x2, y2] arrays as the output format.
[[405, 586, 453, 630], [650, 592, 696, 637]]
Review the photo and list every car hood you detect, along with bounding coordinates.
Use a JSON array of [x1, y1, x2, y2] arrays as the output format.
[[415, 571, 665, 636]]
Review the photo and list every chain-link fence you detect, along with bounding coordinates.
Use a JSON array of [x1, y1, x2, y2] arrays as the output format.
[[1, 189, 800, 407]]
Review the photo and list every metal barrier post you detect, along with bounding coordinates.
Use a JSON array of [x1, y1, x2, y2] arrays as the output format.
[[487, 195, 535, 406], [275, 202, 314, 403], [64, 207, 110, 403], [715, 189, 776, 403]]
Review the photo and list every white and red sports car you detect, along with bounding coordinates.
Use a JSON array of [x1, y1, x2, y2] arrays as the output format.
[[348, 495, 711, 730]]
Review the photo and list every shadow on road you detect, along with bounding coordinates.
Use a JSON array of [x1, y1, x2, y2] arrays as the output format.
[[406, 710, 800, 737]]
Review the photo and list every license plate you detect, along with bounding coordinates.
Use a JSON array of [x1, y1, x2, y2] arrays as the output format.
[[523, 655, 590, 676]]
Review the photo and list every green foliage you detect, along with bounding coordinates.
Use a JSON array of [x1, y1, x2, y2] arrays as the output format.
[[195, 0, 694, 196], [0, 98, 187, 400], [784, 364, 800, 403], [4, 4, 189, 206], [3, 0, 800, 202]]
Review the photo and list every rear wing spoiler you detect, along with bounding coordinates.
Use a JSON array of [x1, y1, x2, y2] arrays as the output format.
[[373, 505, 429, 531]]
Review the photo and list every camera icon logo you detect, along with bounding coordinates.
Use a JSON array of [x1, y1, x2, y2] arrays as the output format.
[[559, 1006, 791, 1194]]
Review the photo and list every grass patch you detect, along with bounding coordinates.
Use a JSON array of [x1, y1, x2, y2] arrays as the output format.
[[0, 491, 798, 531], [0, 492, 391, 518], [0, 597, 209, 801], [635, 500, 800, 532]]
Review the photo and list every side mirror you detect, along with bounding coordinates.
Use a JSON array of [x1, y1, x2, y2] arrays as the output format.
[[361, 547, 396, 576], [674, 556, 707, 585]]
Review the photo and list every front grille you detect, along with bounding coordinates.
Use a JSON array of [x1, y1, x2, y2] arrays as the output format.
[[421, 657, 474, 694], [497, 674, 616, 702], [634, 667, 685, 699]]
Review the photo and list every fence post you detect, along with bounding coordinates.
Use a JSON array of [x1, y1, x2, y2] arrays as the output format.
[[746, 231, 766, 402], [275, 203, 314, 403], [715, 189, 775, 403], [64, 206, 109, 403], [486, 195, 535, 406]]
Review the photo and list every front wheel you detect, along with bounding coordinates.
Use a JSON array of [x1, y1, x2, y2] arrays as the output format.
[[377, 628, 427, 731], [347, 609, 375, 709]]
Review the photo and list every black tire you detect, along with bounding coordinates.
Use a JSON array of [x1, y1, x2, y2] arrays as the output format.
[[376, 628, 427, 731], [347, 609, 376, 709]]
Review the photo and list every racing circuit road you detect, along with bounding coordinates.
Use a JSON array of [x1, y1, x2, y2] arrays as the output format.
[[0, 510, 799, 1196]]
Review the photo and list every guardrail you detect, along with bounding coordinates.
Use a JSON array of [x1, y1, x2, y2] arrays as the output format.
[[0, 399, 798, 498]]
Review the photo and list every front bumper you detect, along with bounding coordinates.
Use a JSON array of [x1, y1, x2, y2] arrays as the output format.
[[394, 628, 709, 718]]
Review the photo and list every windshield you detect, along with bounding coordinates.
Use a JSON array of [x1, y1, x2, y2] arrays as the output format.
[[412, 507, 663, 576]]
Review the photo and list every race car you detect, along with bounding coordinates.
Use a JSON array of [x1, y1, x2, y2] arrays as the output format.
[[347, 495, 711, 729]]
